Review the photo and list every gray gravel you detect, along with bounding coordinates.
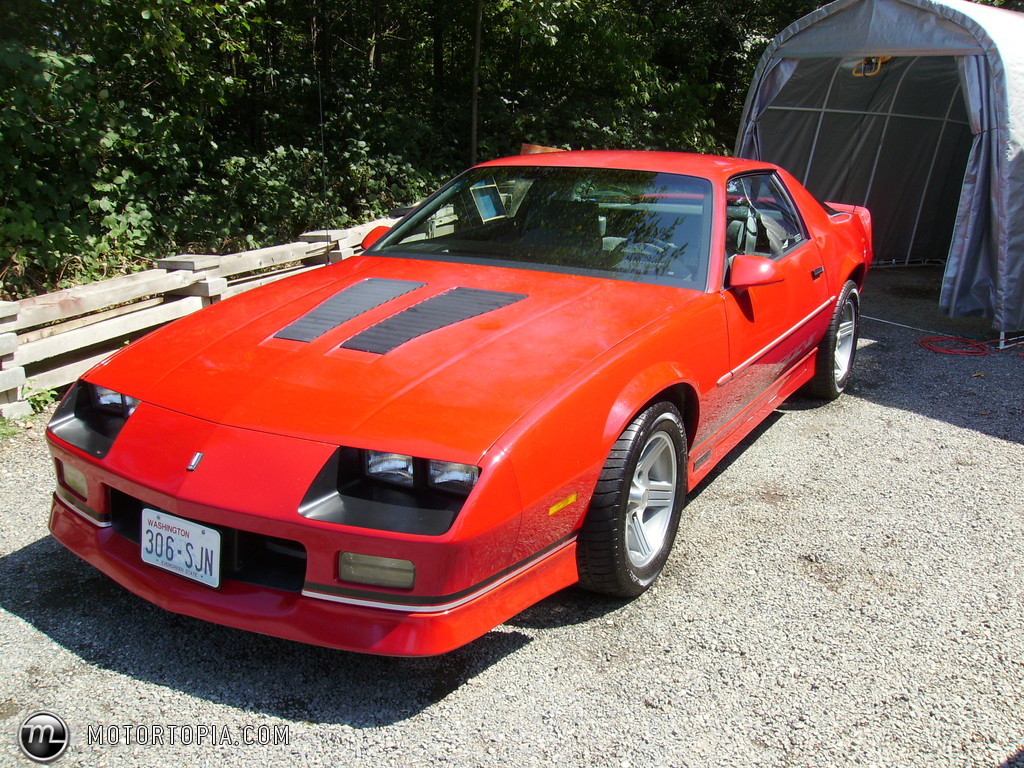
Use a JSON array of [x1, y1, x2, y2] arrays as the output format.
[[1, 310, 1022, 768]]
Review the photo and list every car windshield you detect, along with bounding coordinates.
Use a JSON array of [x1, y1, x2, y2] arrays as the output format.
[[372, 166, 714, 289]]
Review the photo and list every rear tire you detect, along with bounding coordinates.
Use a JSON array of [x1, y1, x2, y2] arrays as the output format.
[[577, 402, 686, 598], [806, 280, 859, 400]]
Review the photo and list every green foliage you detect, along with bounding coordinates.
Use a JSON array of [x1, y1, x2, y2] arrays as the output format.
[[13, 0, 1004, 297], [23, 384, 58, 413], [0, 418, 19, 440]]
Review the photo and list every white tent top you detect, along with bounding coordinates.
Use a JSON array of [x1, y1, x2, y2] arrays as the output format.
[[736, 0, 1024, 331]]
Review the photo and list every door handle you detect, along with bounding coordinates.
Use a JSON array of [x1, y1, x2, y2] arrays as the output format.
[[811, 266, 824, 279]]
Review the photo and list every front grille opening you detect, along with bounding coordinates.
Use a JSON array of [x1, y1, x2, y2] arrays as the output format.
[[108, 488, 307, 592]]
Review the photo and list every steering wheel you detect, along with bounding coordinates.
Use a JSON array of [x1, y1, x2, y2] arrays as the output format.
[[615, 239, 674, 257]]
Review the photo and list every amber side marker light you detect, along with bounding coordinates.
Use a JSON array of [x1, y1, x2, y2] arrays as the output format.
[[339, 552, 416, 589]]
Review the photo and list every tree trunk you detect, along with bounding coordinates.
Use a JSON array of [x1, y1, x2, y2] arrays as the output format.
[[432, 0, 445, 99], [470, 0, 483, 165], [370, 0, 384, 73]]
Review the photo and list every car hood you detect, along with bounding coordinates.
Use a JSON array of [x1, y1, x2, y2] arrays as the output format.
[[90, 256, 700, 461]]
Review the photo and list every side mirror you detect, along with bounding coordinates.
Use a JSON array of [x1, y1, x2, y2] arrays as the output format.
[[728, 253, 784, 290], [360, 225, 391, 252]]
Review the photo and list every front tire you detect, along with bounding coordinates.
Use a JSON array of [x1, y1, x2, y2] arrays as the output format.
[[577, 402, 686, 598], [806, 280, 860, 400]]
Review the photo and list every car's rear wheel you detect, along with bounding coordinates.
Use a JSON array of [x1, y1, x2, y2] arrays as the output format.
[[806, 280, 860, 400], [577, 402, 686, 598]]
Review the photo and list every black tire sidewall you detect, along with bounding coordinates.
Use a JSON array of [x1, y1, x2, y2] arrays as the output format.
[[807, 279, 860, 400], [831, 282, 860, 394], [577, 401, 687, 597], [619, 407, 687, 590]]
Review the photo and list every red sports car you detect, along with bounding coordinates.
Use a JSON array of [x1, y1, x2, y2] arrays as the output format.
[[46, 151, 872, 656]]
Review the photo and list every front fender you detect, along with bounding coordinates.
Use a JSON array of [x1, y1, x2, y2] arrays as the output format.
[[601, 361, 700, 447]]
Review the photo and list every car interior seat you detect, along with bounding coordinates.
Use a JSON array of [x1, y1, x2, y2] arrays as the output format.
[[726, 208, 759, 256]]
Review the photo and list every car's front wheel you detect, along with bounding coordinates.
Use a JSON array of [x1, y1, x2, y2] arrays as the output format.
[[577, 402, 686, 598], [806, 279, 860, 400]]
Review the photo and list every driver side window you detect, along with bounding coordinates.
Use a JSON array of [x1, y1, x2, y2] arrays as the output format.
[[725, 174, 805, 260]]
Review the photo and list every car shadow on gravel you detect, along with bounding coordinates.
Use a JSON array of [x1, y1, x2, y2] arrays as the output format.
[[504, 586, 627, 630], [0, 536, 530, 726]]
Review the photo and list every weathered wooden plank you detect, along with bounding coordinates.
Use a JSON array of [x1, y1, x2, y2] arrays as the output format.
[[9, 269, 200, 332], [18, 297, 165, 345], [327, 245, 361, 264], [298, 248, 333, 267], [16, 269, 171, 308], [222, 264, 322, 299], [168, 277, 229, 298], [0, 302, 20, 335], [26, 349, 118, 391], [0, 400, 33, 420], [14, 296, 203, 367], [0, 366, 26, 392], [300, 218, 399, 247], [154, 254, 221, 271], [0, 333, 15, 358], [209, 242, 330, 279], [299, 228, 353, 244]]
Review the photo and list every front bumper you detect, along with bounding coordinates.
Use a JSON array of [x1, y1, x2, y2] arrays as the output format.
[[45, 395, 578, 656], [49, 492, 578, 656]]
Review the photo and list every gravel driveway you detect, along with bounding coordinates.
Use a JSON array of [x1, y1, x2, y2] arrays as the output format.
[[1, 287, 1022, 767]]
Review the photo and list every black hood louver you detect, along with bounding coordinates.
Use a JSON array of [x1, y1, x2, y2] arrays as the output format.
[[340, 287, 527, 355], [275, 278, 424, 343]]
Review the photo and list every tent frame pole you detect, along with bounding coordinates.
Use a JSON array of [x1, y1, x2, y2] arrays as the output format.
[[863, 58, 920, 267], [905, 78, 966, 263], [767, 105, 969, 125], [802, 62, 844, 184]]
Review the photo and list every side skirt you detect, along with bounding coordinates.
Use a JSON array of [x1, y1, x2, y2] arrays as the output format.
[[687, 347, 817, 490]]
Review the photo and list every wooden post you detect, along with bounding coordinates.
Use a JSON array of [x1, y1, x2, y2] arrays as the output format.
[[0, 301, 32, 419], [155, 255, 228, 306]]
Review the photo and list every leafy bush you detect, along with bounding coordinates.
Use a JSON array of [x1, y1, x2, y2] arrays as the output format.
[[10, 0, 953, 298]]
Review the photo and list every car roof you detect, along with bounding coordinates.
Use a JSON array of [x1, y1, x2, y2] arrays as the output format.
[[474, 150, 777, 182]]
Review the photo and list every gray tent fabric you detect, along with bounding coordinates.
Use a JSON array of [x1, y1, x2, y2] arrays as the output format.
[[736, 0, 1024, 332]]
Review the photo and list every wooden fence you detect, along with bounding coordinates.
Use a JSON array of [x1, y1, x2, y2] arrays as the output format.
[[0, 218, 396, 419]]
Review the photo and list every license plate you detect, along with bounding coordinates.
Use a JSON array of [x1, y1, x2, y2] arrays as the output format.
[[141, 509, 221, 588]]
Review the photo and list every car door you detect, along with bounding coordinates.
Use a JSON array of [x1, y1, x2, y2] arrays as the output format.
[[718, 172, 832, 414]]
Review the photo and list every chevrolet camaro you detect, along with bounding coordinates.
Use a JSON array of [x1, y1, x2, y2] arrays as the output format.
[[46, 151, 873, 656]]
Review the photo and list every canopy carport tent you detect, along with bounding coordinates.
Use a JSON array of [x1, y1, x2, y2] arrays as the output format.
[[736, 0, 1024, 332]]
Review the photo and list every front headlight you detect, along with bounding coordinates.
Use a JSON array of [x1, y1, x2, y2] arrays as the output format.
[[365, 451, 416, 488], [92, 385, 140, 417], [299, 448, 482, 536], [363, 451, 480, 496], [427, 460, 480, 494], [48, 381, 141, 458]]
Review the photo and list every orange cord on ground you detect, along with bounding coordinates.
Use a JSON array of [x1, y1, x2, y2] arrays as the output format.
[[916, 335, 1024, 357]]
